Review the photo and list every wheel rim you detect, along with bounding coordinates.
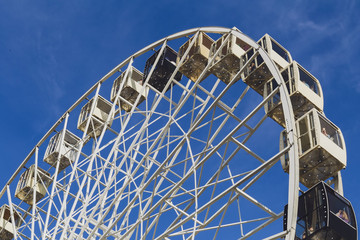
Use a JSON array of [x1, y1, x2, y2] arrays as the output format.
[[0, 27, 299, 240]]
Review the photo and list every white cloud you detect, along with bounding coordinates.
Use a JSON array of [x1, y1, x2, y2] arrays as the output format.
[[267, 0, 360, 94]]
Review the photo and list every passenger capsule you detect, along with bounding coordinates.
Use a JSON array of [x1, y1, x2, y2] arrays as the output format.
[[284, 181, 357, 240], [77, 95, 113, 138], [15, 165, 51, 205], [0, 204, 21, 240], [110, 66, 148, 112], [143, 46, 182, 92], [264, 61, 324, 127], [43, 130, 80, 172], [241, 34, 292, 95], [280, 109, 346, 187], [209, 32, 251, 84], [178, 32, 214, 82]]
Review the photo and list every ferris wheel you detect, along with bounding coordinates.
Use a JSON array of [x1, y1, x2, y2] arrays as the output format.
[[0, 27, 356, 240]]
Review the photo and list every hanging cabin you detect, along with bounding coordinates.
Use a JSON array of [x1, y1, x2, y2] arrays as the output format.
[[110, 66, 148, 112], [280, 109, 346, 188], [143, 45, 182, 92], [264, 61, 324, 127], [43, 129, 80, 172], [0, 204, 21, 240], [241, 34, 292, 95], [177, 32, 214, 82], [77, 95, 113, 138], [15, 165, 51, 205], [209, 32, 251, 84], [284, 181, 357, 240]]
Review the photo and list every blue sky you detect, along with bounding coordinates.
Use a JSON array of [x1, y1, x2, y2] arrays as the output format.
[[0, 0, 359, 237]]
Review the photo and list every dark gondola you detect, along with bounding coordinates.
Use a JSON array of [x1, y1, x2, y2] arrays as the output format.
[[144, 46, 182, 93], [284, 181, 357, 240]]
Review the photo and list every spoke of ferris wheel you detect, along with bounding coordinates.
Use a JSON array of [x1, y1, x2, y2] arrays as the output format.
[[67, 39, 175, 238], [146, 96, 271, 235], [166, 215, 271, 237], [262, 230, 289, 240], [85, 170, 251, 228], [193, 85, 254, 133], [238, 213, 283, 240], [80, 32, 207, 238], [154, 143, 289, 240], [188, 131, 199, 240], [67, 169, 145, 216], [107, 96, 239, 237], [115, 107, 253, 238], [171, 154, 235, 240], [63, 29, 250, 238], [7, 186, 18, 240], [173, 131, 289, 238], [107, 84, 280, 239], [88, 32, 232, 240], [15, 199, 52, 238], [212, 192, 238, 239], [155, 113, 283, 239], [60, 56, 138, 239], [30, 147, 38, 240], [198, 114, 267, 226], [194, 190, 235, 240], [230, 137, 265, 163], [152, 143, 285, 239], [138, 46, 259, 234], [235, 186, 277, 216], [50, 123, 242, 237], [42, 113, 70, 238], [34, 153, 57, 239], [237, 182, 244, 236], [51, 83, 103, 240], [105, 181, 250, 239]]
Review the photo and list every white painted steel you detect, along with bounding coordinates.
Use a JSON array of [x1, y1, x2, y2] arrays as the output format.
[[7, 187, 18, 240], [261, 34, 292, 69], [0, 27, 311, 239]]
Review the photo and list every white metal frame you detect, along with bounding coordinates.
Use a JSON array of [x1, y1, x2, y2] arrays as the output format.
[[209, 29, 251, 84], [0, 27, 329, 240], [259, 34, 292, 69], [175, 32, 215, 84], [264, 61, 324, 127], [110, 66, 148, 112]]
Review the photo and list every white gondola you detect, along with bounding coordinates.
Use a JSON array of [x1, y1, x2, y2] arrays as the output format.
[[209, 32, 251, 84], [280, 109, 346, 188], [264, 61, 324, 127], [110, 66, 148, 112], [177, 32, 214, 82], [15, 165, 51, 205], [0, 205, 21, 240], [43, 130, 80, 172], [241, 34, 292, 95], [77, 95, 113, 138]]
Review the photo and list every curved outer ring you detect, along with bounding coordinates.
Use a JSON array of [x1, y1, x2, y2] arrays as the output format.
[[0, 26, 299, 239]]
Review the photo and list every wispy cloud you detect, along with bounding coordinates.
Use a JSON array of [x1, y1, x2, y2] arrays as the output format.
[[268, 0, 360, 95]]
